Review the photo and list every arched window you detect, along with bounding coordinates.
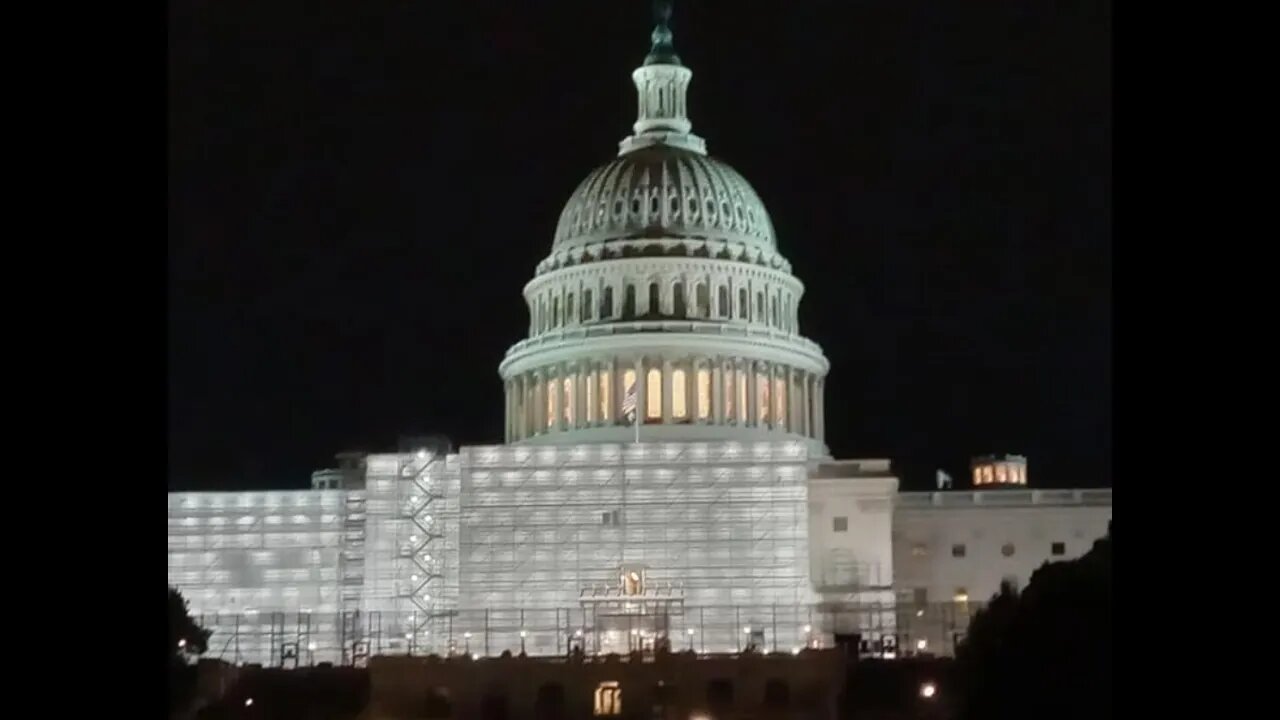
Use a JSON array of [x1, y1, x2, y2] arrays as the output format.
[[602, 286, 614, 319], [770, 296, 778, 328], [552, 296, 561, 328], [648, 283, 661, 317], [738, 287, 748, 319], [594, 681, 622, 716], [672, 282, 686, 318], [622, 285, 636, 320], [566, 293, 575, 325], [697, 366, 711, 420], [695, 283, 710, 318], [756, 292, 765, 321], [672, 368, 688, 420], [646, 367, 662, 421], [718, 286, 730, 318], [583, 289, 594, 322]]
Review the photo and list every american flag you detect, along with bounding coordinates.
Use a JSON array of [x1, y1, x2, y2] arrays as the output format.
[[621, 381, 638, 420]]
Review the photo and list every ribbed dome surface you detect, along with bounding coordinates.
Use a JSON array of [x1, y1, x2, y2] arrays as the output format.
[[552, 146, 775, 252]]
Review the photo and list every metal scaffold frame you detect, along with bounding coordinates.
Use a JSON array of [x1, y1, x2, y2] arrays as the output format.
[[453, 441, 818, 655]]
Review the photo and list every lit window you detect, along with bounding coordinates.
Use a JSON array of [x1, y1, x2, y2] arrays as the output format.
[[972, 467, 982, 485], [953, 588, 969, 603], [563, 376, 575, 425], [832, 516, 848, 532], [594, 681, 622, 716], [586, 370, 597, 423], [1001, 543, 1015, 557], [599, 369, 612, 422], [774, 375, 786, 429], [697, 368, 712, 420], [757, 373, 770, 424], [951, 544, 966, 558], [546, 378, 557, 430], [1051, 541, 1065, 556], [672, 368, 688, 419], [982, 466, 993, 484], [996, 465, 1008, 484], [646, 368, 661, 420]]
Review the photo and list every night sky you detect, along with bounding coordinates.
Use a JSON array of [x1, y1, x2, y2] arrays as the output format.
[[168, 1, 1111, 492]]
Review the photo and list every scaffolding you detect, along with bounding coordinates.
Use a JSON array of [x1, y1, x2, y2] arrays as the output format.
[[450, 440, 818, 655], [183, 598, 975, 667]]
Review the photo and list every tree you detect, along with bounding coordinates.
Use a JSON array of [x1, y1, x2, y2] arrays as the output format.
[[954, 526, 1112, 720], [169, 587, 211, 715], [169, 586, 211, 662]]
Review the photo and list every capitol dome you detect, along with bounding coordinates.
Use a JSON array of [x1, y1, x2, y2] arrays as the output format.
[[552, 147, 776, 255], [498, 9, 830, 452]]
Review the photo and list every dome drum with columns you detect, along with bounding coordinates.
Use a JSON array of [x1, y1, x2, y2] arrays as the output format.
[[498, 9, 831, 454]]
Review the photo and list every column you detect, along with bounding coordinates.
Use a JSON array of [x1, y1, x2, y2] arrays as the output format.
[[662, 358, 673, 424], [504, 380, 513, 443], [555, 364, 567, 432], [711, 359, 723, 425], [800, 372, 810, 438], [634, 357, 646, 424], [747, 362, 758, 428], [615, 357, 626, 426], [533, 372, 544, 435], [515, 376, 526, 440], [576, 364, 587, 430], [815, 378, 826, 442]]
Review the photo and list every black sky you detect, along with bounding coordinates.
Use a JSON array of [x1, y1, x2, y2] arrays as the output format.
[[168, 0, 1111, 492]]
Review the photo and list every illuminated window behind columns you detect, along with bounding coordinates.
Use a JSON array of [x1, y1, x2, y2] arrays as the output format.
[[646, 367, 662, 420], [736, 368, 748, 424], [672, 367, 688, 420], [586, 369, 597, 423], [563, 375, 575, 425], [722, 365, 734, 421], [697, 367, 711, 420], [546, 376, 557, 430], [774, 375, 786, 430], [600, 368, 612, 422], [972, 467, 982, 486], [758, 371, 771, 424], [594, 681, 621, 716]]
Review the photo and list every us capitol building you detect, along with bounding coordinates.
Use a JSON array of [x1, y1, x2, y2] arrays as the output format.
[[167, 10, 1111, 667]]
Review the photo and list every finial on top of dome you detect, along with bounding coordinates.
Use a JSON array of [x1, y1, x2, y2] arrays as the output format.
[[644, 0, 681, 66]]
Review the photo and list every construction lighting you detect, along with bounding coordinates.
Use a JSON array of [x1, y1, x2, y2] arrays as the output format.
[[920, 682, 937, 699]]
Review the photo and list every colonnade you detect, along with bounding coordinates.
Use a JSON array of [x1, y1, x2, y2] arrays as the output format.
[[504, 356, 825, 443]]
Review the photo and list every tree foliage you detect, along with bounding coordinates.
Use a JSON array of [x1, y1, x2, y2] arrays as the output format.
[[170, 586, 211, 661], [170, 586, 211, 715], [954, 523, 1111, 720]]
